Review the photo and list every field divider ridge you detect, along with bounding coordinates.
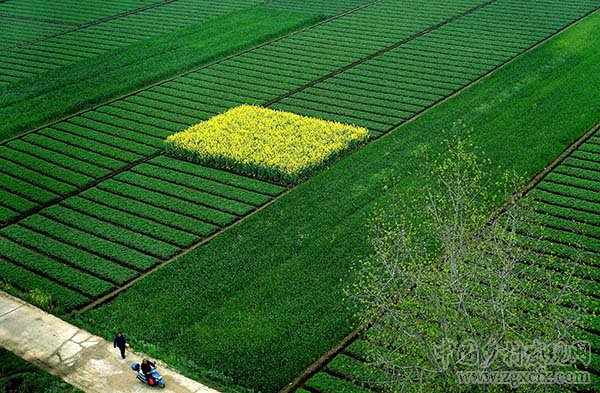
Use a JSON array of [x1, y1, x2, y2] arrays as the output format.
[[0, 13, 80, 26], [76, 183, 292, 313], [263, 0, 499, 108], [0, 151, 160, 229], [0, 0, 180, 53]]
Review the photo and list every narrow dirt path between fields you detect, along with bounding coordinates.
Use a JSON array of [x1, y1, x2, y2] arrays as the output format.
[[0, 291, 219, 393]]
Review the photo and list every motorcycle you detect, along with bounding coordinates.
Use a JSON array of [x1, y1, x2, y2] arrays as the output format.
[[131, 362, 166, 389]]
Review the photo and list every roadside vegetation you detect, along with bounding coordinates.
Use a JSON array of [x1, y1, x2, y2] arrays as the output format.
[[0, 349, 82, 393]]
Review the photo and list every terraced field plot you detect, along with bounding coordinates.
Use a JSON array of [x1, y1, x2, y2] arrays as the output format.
[[0, 0, 598, 310], [0, 0, 368, 86], [0, 154, 284, 309], [298, 127, 600, 393]]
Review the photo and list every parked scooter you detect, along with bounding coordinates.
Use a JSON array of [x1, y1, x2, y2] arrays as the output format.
[[131, 362, 166, 388]]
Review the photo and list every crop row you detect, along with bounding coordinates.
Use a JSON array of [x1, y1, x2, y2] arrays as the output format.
[[0, 18, 68, 50], [0, 236, 112, 298], [0, 258, 88, 310], [274, 0, 600, 135], [0, 0, 159, 25], [0, 154, 282, 308], [82, 0, 266, 44], [0, 105, 171, 225], [266, 0, 369, 16], [0, 0, 267, 85]]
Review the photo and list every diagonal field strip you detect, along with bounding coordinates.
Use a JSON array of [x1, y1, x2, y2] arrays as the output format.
[[0, 291, 221, 393], [0, 0, 370, 86], [262, 0, 498, 107], [0, 0, 599, 314], [0, 0, 179, 49]]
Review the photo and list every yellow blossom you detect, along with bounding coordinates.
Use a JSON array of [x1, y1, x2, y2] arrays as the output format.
[[165, 105, 369, 184]]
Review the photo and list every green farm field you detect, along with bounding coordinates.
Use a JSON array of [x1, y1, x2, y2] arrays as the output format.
[[0, 348, 82, 393], [0, 0, 599, 392], [81, 7, 600, 392]]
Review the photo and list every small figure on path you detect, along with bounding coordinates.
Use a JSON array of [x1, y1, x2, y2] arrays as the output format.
[[141, 359, 157, 384], [113, 331, 127, 359]]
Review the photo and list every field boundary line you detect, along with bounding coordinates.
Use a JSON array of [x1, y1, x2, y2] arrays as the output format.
[[263, 0, 498, 107], [378, 7, 600, 137], [279, 322, 369, 393], [0, 0, 180, 53], [0, 0, 382, 146], [492, 121, 600, 221], [0, 13, 79, 26], [77, 184, 292, 313], [0, 152, 160, 229]]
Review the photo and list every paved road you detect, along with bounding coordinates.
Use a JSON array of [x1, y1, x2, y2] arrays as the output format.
[[0, 291, 219, 393]]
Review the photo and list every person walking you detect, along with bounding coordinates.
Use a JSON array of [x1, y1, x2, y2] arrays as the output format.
[[113, 332, 127, 359]]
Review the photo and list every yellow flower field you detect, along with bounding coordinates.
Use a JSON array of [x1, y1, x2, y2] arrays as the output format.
[[165, 105, 369, 184]]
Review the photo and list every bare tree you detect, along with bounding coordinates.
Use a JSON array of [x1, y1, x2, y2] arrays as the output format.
[[348, 121, 584, 392]]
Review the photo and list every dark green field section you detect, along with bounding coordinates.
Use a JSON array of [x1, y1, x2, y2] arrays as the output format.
[[0, 0, 159, 25], [0, 154, 284, 310], [0, 0, 596, 337], [0, 348, 83, 393], [298, 130, 600, 393], [0, 17, 69, 50], [77, 4, 600, 391], [302, 340, 391, 393], [0, 0, 598, 311], [0, 0, 370, 86]]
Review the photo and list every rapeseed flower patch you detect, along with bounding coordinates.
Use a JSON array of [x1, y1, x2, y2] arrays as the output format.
[[165, 105, 369, 184]]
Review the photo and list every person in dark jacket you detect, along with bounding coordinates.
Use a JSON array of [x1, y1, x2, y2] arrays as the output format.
[[113, 332, 127, 359], [141, 359, 157, 384]]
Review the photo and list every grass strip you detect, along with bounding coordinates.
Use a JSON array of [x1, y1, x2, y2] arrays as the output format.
[[0, 7, 319, 141]]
